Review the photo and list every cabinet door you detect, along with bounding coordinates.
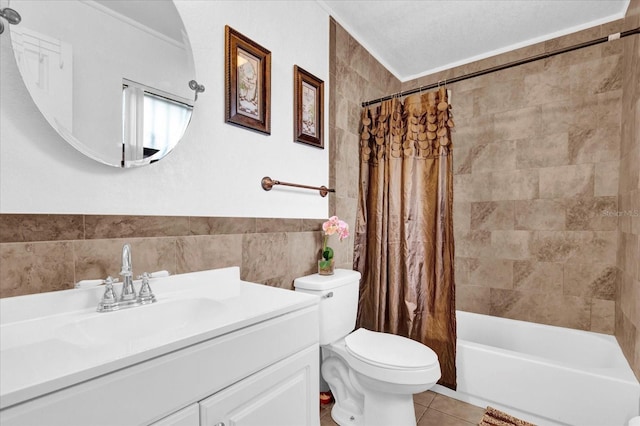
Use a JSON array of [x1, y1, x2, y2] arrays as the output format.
[[151, 404, 199, 426], [200, 345, 319, 426]]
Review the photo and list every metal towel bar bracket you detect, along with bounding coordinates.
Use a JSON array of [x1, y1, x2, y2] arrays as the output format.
[[261, 176, 335, 197]]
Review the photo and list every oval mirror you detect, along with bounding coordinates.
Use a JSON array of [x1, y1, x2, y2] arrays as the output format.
[[9, 0, 197, 168]]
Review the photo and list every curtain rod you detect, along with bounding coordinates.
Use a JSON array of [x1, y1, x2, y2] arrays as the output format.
[[362, 27, 640, 107]]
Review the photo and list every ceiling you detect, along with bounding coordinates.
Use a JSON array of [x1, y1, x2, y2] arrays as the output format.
[[318, 0, 630, 82]]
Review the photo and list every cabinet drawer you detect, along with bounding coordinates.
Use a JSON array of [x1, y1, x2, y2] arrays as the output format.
[[1, 306, 318, 426]]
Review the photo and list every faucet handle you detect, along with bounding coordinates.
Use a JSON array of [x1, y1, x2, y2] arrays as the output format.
[[136, 272, 157, 305], [103, 276, 119, 297], [97, 276, 120, 312]]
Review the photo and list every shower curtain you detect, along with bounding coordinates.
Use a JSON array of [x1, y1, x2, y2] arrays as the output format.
[[353, 88, 456, 389]]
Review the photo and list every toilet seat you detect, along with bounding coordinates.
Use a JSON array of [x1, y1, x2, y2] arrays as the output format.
[[325, 328, 441, 387], [345, 328, 438, 370]]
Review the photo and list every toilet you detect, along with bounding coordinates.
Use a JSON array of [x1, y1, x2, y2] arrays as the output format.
[[294, 269, 441, 426]]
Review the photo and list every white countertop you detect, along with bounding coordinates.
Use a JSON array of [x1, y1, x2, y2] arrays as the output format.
[[0, 267, 319, 409]]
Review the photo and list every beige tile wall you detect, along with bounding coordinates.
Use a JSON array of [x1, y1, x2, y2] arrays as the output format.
[[400, 22, 631, 334], [617, 0, 640, 380], [0, 215, 324, 297], [328, 18, 401, 268]]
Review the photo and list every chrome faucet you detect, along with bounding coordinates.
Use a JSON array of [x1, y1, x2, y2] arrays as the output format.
[[119, 243, 137, 306], [96, 243, 158, 312]]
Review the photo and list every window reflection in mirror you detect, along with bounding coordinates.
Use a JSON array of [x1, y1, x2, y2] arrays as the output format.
[[122, 79, 192, 168]]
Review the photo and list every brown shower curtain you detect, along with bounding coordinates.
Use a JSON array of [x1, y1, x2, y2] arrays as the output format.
[[353, 88, 456, 389]]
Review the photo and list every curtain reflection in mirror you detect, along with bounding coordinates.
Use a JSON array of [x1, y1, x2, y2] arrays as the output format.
[[122, 85, 145, 165], [144, 93, 191, 157]]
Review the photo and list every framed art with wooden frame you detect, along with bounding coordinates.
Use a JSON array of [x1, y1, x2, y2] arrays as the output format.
[[225, 25, 271, 134], [294, 65, 324, 148]]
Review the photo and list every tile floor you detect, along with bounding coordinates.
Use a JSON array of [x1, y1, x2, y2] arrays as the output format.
[[320, 390, 487, 425]]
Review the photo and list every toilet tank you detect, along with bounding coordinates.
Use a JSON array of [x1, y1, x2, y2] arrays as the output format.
[[294, 269, 361, 345]]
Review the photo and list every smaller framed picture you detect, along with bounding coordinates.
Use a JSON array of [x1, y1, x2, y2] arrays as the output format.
[[294, 65, 324, 148], [225, 25, 271, 134]]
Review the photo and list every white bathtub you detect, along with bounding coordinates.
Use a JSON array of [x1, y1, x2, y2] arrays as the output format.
[[432, 311, 640, 426]]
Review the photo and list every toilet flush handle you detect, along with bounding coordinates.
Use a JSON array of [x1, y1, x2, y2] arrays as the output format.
[[323, 291, 334, 299]]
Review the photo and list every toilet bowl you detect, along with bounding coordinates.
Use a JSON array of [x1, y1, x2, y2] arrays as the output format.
[[322, 329, 440, 426], [294, 269, 441, 426]]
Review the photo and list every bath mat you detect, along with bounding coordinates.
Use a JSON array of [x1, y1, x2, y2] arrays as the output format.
[[478, 406, 537, 426]]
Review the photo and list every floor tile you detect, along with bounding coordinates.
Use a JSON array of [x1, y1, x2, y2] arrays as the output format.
[[417, 408, 475, 426], [429, 393, 486, 424], [320, 403, 338, 426], [413, 390, 437, 407], [318, 391, 485, 425], [320, 402, 333, 417], [320, 412, 339, 426], [415, 402, 429, 422]]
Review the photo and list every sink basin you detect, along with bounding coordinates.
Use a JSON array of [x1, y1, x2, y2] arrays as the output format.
[[57, 298, 228, 348]]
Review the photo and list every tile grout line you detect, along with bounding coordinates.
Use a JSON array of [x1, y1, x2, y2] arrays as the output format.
[[426, 393, 485, 424], [425, 406, 479, 425]]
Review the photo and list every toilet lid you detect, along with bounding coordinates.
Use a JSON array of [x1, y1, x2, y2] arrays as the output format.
[[345, 328, 438, 369]]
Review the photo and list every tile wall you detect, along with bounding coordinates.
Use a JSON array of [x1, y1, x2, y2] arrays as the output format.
[[617, 0, 640, 380], [328, 17, 401, 268], [401, 21, 631, 335], [0, 215, 323, 297]]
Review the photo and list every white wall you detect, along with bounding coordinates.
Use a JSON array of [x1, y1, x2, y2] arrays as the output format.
[[0, 0, 330, 218]]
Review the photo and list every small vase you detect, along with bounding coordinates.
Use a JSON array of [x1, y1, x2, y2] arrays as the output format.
[[318, 258, 335, 275]]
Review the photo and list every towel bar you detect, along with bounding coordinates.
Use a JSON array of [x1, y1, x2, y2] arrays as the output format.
[[261, 176, 335, 197]]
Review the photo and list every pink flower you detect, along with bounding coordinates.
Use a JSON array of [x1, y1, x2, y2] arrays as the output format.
[[337, 220, 349, 240], [320, 216, 349, 262], [322, 216, 349, 241]]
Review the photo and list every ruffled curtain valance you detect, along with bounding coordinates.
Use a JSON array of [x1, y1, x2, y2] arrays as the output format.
[[360, 88, 454, 162]]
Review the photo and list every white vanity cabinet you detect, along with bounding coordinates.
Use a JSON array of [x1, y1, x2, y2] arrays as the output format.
[[150, 340, 318, 426], [152, 404, 200, 426], [0, 268, 320, 426], [199, 346, 317, 426]]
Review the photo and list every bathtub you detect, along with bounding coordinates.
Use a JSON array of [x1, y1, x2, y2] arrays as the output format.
[[432, 311, 640, 426]]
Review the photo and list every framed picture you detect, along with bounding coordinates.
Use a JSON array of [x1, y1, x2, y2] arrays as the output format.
[[225, 25, 271, 134], [294, 65, 324, 148]]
